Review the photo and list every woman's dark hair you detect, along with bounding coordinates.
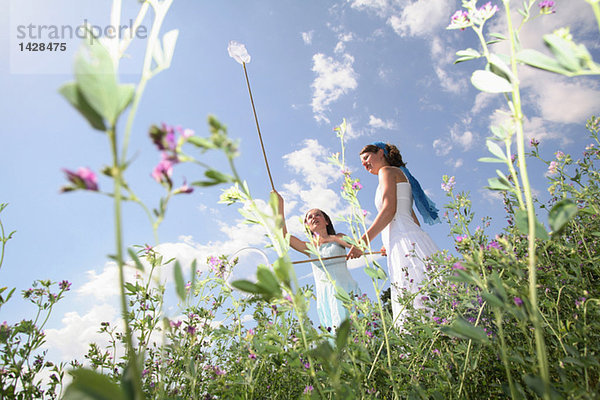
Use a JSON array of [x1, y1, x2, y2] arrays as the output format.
[[360, 143, 406, 167], [304, 209, 336, 236]]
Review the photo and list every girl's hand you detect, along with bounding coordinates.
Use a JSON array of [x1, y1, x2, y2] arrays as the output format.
[[346, 245, 363, 260], [381, 246, 387, 256]]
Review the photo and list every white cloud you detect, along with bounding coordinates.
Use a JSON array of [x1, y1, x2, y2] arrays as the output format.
[[368, 114, 396, 130], [301, 30, 314, 45], [433, 138, 451, 156], [283, 139, 341, 186], [388, 0, 452, 38], [311, 53, 358, 123], [348, 0, 391, 17]]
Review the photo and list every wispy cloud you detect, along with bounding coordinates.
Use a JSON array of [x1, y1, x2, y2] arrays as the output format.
[[368, 114, 396, 130], [311, 53, 358, 123], [302, 30, 314, 45]]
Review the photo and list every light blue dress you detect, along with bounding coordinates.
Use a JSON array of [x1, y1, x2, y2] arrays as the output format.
[[310, 242, 359, 330]]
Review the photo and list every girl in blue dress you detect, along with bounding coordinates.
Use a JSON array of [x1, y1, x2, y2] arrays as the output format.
[[273, 191, 359, 331]]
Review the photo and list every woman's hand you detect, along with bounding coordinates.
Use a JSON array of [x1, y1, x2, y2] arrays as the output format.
[[380, 246, 387, 256], [346, 245, 363, 260]]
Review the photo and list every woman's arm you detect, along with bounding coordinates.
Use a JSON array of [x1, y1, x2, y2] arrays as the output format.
[[347, 167, 397, 259], [273, 191, 310, 255]]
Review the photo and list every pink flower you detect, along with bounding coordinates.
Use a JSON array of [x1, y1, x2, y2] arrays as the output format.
[[448, 10, 470, 30], [352, 181, 363, 190], [151, 158, 174, 184], [441, 176, 456, 192], [547, 161, 559, 176], [61, 167, 99, 192], [539, 0, 556, 14], [513, 297, 523, 307], [452, 262, 465, 270], [476, 2, 498, 20], [173, 181, 194, 195]]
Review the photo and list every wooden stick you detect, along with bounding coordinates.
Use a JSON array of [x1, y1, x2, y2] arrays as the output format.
[[292, 251, 383, 265], [242, 62, 275, 191]]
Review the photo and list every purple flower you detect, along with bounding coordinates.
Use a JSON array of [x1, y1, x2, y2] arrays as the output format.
[[173, 181, 194, 195], [352, 181, 363, 190], [530, 138, 540, 147], [514, 297, 523, 307], [152, 158, 174, 184], [486, 241, 501, 251], [61, 167, 99, 192], [547, 161, 559, 176], [185, 325, 197, 335], [248, 352, 257, 360], [58, 280, 72, 291], [539, 0, 556, 14], [303, 385, 314, 394], [477, 2, 498, 20], [365, 330, 374, 338], [452, 262, 465, 270], [448, 10, 470, 30], [441, 176, 456, 192]]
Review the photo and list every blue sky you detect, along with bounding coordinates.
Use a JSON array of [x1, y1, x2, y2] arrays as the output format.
[[1, 0, 599, 363]]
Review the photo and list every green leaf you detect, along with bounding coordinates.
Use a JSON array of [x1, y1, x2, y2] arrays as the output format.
[[62, 368, 126, 400], [489, 32, 507, 40], [127, 248, 145, 272], [478, 157, 505, 163], [515, 210, 550, 241], [59, 82, 107, 131], [116, 84, 135, 119], [335, 285, 351, 303], [455, 48, 481, 64], [335, 319, 351, 350], [471, 69, 513, 93], [256, 264, 281, 299], [517, 49, 571, 75], [490, 125, 508, 140], [544, 34, 580, 72], [231, 279, 262, 294], [173, 261, 186, 301], [187, 136, 216, 150], [481, 291, 504, 308], [489, 53, 515, 84], [548, 199, 578, 234], [273, 256, 292, 288], [74, 37, 120, 125], [441, 318, 488, 343], [162, 29, 179, 68], [192, 169, 234, 187], [486, 140, 507, 160]]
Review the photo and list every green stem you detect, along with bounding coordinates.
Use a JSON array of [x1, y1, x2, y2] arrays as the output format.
[[457, 301, 486, 398], [503, 1, 550, 397], [587, 1, 600, 34], [495, 309, 517, 400]]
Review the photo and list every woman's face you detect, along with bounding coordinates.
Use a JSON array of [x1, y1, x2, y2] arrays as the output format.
[[305, 209, 328, 233], [360, 149, 386, 175]]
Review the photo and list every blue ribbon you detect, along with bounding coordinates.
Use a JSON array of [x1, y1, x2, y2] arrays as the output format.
[[371, 141, 389, 156], [399, 166, 440, 225]]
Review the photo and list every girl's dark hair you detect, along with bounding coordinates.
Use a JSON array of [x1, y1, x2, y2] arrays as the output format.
[[304, 209, 336, 236], [360, 143, 406, 167]]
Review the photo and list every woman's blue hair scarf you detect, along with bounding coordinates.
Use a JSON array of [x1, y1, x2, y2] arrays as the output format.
[[372, 142, 441, 225]]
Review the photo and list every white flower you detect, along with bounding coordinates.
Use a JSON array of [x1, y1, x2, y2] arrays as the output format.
[[227, 40, 251, 64]]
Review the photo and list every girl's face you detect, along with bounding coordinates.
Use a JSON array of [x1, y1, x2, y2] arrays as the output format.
[[305, 209, 328, 233], [360, 149, 387, 175]]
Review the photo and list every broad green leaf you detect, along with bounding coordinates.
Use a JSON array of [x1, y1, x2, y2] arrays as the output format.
[[231, 279, 262, 294], [490, 125, 508, 140], [74, 37, 120, 125], [471, 69, 513, 93], [544, 34, 580, 72], [486, 140, 506, 160], [441, 318, 488, 343], [336, 319, 351, 350], [256, 264, 281, 298], [455, 48, 481, 64], [517, 49, 571, 75], [59, 82, 107, 131], [173, 261, 186, 301], [482, 291, 504, 308], [548, 199, 578, 234], [62, 368, 126, 400], [487, 174, 513, 192], [515, 210, 550, 241], [489, 53, 515, 84], [335, 285, 351, 303], [273, 256, 292, 287]]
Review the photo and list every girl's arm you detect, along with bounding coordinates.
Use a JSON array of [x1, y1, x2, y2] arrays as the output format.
[[347, 167, 397, 258], [273, 191, 310, 255]]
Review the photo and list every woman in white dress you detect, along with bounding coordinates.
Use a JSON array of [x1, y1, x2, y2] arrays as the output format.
[[273, 191, 359, 331], [347, 142, 439, 326]]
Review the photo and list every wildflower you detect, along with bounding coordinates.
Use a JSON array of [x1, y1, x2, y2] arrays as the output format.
[[555, 150, 565, 160], [476, 2, 498, 20], [441, 175, 456, 192], [530, 138, 540, 147], [61, 167, 99, 192], [575, 297, 586, 307], [455, 235, 466, 243], [352, 181, 363, 190], [365, 330, 374, 338], [151, 158, 174, 184], [539, 0, 556, 14], [448, 10, 470, 30], [486, 241, 501, 251], [303, 385, 314, 395], [303, 361, 310, 369], [142, 369, 149, 377], [452, 262, 465, 271], [185, 325, 197, 335], [432, 348, 441, 356], [173, 181, 194, 195], [219, 184, 244, 205], [547, 161, 559, 176], [248, 352, 257, 360], [58, 280, 72, 291], [513, 297, 523, 307]]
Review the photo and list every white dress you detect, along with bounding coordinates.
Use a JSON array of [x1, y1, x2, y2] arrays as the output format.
[[375, 182, 439, 326], [311, 242, 359, 330]]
